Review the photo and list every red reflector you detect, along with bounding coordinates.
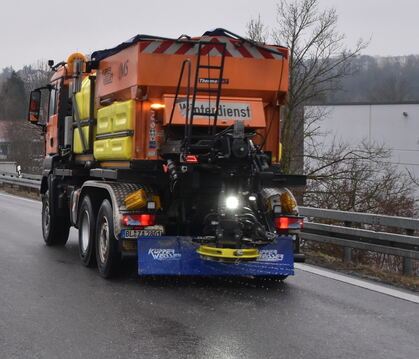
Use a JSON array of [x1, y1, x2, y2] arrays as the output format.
[[185, 155, 198, 163], [140, 214, 156, 226], [122, 214, 156, 226], [274, 217, 303, 230]]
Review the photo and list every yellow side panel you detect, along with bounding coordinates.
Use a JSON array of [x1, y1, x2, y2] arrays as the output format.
[[73, 126, 90, 154], [94, 136, 132, 160], [97, 105, 113, 134], [95, 100, 134, 160], [96, 100, 135, 134], [113, 100, 135, 132], [109, 136, 132, 159], [93, 139, 108, 159], [75, 76, 97, 120]]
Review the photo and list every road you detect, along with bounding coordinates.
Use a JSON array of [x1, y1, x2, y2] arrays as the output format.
[[0, 191, 418, 359]]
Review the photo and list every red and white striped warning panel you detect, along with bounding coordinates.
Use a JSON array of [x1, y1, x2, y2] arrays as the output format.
[[140, 37, 286, 59]]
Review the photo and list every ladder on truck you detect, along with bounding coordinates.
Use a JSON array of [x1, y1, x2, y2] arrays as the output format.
[[184, 40, 227, 153], [162, 40, 227, 158]]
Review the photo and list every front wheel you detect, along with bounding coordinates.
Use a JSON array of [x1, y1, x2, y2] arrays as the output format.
[[95, 199, 121, 278], [42, 190, 70, 246]]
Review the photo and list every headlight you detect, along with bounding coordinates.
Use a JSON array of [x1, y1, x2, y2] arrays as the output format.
[[225, 196, 239, 210]]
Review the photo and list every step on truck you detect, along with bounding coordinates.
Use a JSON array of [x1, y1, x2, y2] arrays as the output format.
[[27, 28, 306, 278]]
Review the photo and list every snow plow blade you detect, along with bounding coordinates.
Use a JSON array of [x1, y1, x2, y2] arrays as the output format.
[[137, 236, 294, 276]]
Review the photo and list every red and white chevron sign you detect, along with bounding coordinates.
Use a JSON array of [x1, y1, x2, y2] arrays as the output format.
[[140, 37, 286, 59]]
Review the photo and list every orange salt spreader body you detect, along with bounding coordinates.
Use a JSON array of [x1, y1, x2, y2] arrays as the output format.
[[27, 29, 306, 278], [85, 30, 289, 164]]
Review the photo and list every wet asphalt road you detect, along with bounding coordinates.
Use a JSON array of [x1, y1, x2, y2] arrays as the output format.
[[0, 191, 418, 359]]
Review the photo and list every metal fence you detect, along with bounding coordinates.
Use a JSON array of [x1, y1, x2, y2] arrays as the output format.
[[1, 172, 418, 276], [0, 171, 41, 190], [300, 207, 419, 276]]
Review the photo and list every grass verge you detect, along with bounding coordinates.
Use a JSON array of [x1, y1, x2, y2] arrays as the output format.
[[0, 186, 41, 201]]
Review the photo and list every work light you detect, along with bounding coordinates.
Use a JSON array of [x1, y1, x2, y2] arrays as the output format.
[[225, 196, 239, 210]]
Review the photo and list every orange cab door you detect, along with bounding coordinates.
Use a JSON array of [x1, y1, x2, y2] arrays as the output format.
[[45, 85, 59, 154], [45, 114, 58, 154]]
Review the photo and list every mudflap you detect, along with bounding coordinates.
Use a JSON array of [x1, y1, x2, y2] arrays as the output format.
[[137, 236, 294, 276]]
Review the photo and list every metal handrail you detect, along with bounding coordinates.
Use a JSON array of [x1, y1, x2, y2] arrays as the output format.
[[300, 206, 419, 231], [299, 206, 419, 276], [0, 172, 41, 189]]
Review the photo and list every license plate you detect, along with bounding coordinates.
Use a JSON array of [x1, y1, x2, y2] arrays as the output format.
[[122, 226, 164, 239]]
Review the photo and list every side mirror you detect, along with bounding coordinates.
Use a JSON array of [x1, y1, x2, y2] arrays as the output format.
[[28, 90, 41, 124]]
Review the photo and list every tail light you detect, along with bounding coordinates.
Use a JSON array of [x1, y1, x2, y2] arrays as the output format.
[[185, 155, 198, 163], [123, 214, 156, 226], [274, 216, 304, 230]]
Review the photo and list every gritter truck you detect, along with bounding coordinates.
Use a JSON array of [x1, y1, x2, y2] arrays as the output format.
[[27, 28, 306, 278]]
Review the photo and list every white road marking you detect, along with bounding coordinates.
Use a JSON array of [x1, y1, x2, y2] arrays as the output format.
[[295, 263, 419, 304], [0, 192, 40, 204]]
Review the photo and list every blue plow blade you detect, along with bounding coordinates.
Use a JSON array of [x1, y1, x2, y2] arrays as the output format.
[[137, 236, 294, 276]]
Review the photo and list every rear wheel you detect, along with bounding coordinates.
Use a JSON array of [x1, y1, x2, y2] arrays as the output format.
[[78, 195, 96, 267], [95, 199, 121, 278], [42, 190, 70, 246]]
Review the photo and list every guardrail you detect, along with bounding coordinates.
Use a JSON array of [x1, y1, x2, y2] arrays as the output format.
[[299, 207, 419, 276], [0, 171, 41, 190], [1, 172, 418, 276]]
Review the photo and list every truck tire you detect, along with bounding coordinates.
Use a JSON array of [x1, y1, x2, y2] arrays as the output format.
[[78, 195, 96, 267], [95, 199, 121, 278], [42, 190, 70, 246]]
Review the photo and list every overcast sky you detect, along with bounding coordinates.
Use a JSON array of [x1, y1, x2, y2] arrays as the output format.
[[1, 0, 418, 70]]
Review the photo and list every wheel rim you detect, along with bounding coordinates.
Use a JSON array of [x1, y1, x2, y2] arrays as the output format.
[[98, 216, 110, 264], [43, 200, 50, 236], [80, 210, 90, 254]]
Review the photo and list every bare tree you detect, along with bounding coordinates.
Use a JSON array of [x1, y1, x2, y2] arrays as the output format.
[[273, 0, 367, 173], [304, 137, 417, 274], [248, 0, 367, 173], [304, 139, 416, 216], [19, 60, 51, 94], [246, 14, 269, 43]]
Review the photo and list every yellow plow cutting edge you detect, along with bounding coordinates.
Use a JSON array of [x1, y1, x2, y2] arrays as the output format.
[[197, 245, 260, 261]]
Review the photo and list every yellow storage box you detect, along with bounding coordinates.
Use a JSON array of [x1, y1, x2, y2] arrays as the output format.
[[97, 100, 135, 135], [75, 76, 97, 120], [73, 125, 96, 154], [96, 104, 113, 134], [93, 138, 108, 159], [113, 100, 135, 132], [94, 136, 133, 160], [73, 76, 97, 154]]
